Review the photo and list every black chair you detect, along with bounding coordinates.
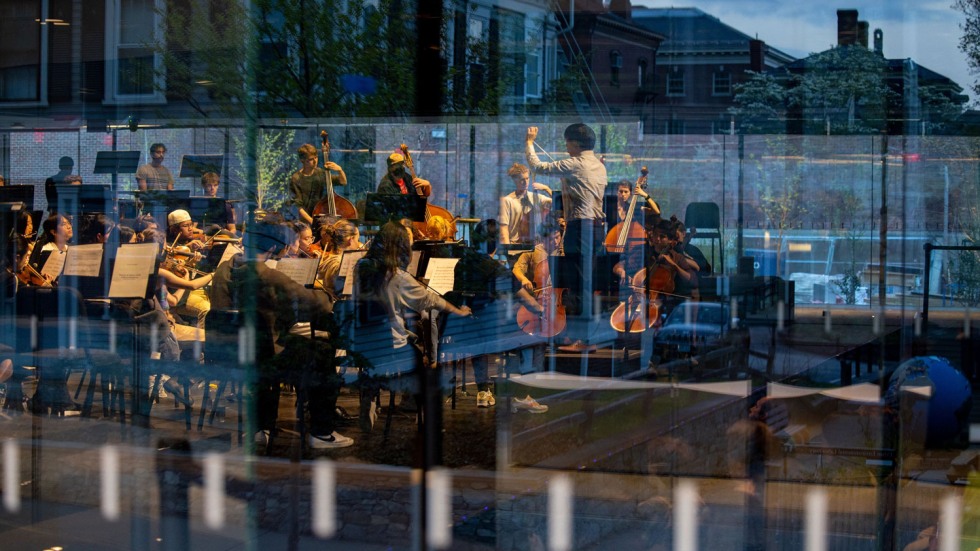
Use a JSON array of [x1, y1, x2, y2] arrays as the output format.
[[200, 308, 248, 444], [685, 202, 723, 274]]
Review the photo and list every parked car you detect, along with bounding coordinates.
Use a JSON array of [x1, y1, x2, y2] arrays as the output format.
[[652, 301, 750, 364]]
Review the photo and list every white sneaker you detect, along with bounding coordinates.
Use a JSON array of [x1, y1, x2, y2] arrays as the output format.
[[309, 431, 354, 449], [476, 391, 496, 408], [253, 430, 270, 446], [512, 395, 548, 414]]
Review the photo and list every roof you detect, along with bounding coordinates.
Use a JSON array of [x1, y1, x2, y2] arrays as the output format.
[[631, 6, 794, 61]]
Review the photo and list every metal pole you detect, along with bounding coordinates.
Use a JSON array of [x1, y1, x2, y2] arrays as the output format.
[[737, 134, 744, 260]]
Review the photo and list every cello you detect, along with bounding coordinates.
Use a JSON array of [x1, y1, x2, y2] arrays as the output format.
[[399, 144, 456, 239], [609, 262, 672, 333], [515, 257, 567, 338], [605, 166, 648, 254], [312, 130, 358, 220]]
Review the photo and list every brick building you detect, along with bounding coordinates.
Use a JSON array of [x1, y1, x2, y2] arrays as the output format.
[[630, 6, 795, 135]]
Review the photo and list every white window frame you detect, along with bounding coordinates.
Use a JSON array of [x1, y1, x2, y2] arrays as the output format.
[[666, 67, 684, 97], [524, 22, 543, 98], [712, 70, 731, 96], [0, 0, 49, 107], [104, 0, 166, 105]]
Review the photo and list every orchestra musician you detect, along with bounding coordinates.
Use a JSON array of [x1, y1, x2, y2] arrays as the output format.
[[167, 209, 207, 252], [354, 221, 471, 431], [136, 143, 174, 191], [290, 143, 348, 225], [499, 163, 552, 245], [319, 219, 360, 296], [210, 221, 353, 449], [377, 152, 431, 197], [280, 221, 317, 259], [199, 171, 237, 232], [39, 213, 73, 254]]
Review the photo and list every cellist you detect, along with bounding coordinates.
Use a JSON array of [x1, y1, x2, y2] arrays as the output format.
[[290, 143, 348, 225]]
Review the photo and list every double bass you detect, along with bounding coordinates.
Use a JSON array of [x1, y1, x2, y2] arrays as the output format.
[[399, 144, 456, 239], [516, 254, 566, 338], [605, 166, 648, 254], [312, 130, 358, 220]]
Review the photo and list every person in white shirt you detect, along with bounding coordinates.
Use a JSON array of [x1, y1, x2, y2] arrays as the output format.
[[498, 163, 552, 245]]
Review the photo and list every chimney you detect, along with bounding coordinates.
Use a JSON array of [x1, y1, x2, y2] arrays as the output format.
[[609, 0, 631, 20], [874, 28, 884, 56], [837, 9, 859, 46], [858, 21, 869, 48], [749, 39, 766, 72]]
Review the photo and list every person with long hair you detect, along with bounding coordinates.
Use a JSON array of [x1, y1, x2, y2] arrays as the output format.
[[354, 221, 471, 431], [319, 219, 360, 295]]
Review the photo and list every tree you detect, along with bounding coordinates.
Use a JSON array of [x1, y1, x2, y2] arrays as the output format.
[[956, 0, 980, 100], [730, 71, 787, 133], [233, 128, 296, 212], [155, 0, 416, 119]]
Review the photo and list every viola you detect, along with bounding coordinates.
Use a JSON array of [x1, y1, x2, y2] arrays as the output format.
[[516, 255, 566, 338], [400, 144, 456, 239], [605, 166, 648, 254], [16, 264, 53, 287], [311, 130, 358, 220]]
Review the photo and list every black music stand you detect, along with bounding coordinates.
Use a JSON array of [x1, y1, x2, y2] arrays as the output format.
[[93, 151, 141, 177], [364, 193, 426, 224], [412, 241, 465, 280], [178, 155, 223, 179], [0, 185, 36, 210], [186, 197, 228, 227], [135, 190, 190, 224], [54, 184, 115, 215]]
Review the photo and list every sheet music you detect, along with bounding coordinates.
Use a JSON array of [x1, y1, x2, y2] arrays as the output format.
[[218, 243, 243, 266], [40, 248, 68, 279], [407, 250, 422, 277], [108, 243, 159, 298], [423, 258, 460, 296], [339, 250, 368, 296], [275, 257, 319, 286], [63, 244, 104, 277]]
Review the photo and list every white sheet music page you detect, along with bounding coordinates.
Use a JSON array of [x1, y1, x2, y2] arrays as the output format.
[[423, 258, 459, 296], [63, 244, 104, 277], [339, 250, 367, 296], [275, 257, 319, 286], [108, 243, 159, 298], [40, 248, 68, 279]]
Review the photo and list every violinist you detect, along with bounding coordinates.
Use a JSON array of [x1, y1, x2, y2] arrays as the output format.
[[319, 219, 360, 295], [78, 213, 116, 245], [290, 144, 348, 225], [199, 171, 238, 232], [145, 229, 213, 331], [499, 163, 552, 245], [167, 209, 207, 253], [39, 213, 72, 254], [377, 152, 431, 197], [280, 221, 318, 259]]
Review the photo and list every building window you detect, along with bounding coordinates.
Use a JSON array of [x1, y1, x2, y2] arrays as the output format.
[[666, 67, 684, 96], [105, 0, 165, 104], [609, 50, 622, 86], [525, 25, 542, 98], [0, 0, 46, 104], [713, 69, 731, 96], [637, 59, 647, 89]]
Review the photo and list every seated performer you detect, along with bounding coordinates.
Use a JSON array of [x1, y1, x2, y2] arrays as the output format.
[[319, 219, 361, 296], [198, 171, 237, 232], [210, 221, 353, 449], [377, 153, 432, 196]]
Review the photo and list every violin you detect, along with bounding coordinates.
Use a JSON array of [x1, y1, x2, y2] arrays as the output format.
[[605, 166, 648, 254], [16, 263, 53, 287], [311, 130, 358, 220], [516, 255, 566, 338], [400, 144, 456, 239]]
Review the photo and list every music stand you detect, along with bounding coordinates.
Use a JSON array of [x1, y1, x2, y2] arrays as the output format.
[[135, 190, 190, 223], [186, 197, 228, 227], [93, 151, 141, 176], [178, 155, 223, 179], [54, 184, 115, 215], [412, 241, 465, 280], [364, 193, 426, 224], [0, 185, 36, 210]]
